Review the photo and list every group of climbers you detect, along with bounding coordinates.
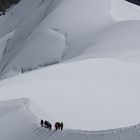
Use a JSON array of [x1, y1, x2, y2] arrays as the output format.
[[40, 119, 64, 131], [40, 120, 52, 130], [54, 122, 63, 130]]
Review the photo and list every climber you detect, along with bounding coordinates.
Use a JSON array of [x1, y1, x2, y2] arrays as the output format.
[[55, 122, 64, 130], [44, 120, 52, 130], [40, 119, 44, 127]]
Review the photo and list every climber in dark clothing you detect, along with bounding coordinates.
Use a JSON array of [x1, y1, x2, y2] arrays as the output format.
[[44, 120, 52, 130], [60, 122, 64, 130], [55, 122, 60, 130], [49, 123, 52, 130], [40, 119, 44, 127], [55, 122, 64, 130]]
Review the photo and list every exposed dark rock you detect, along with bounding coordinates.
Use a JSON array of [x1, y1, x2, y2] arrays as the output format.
[[0, 0, 21, 15], [125, 0, 140, 6]]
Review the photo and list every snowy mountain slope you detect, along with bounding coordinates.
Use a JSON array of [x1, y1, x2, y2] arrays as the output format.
[[0, 0, 140, 137], [0, 0, 113, 74], [29, 0, 114, 61], [1, 98, 140, 140], [0, 0, 57, 73], [5, 29, 66, 73], [0, 0, 140, 76], [1, 58, 140, 130], [66, 20, 140, 61], [45, 0, 140, 61]]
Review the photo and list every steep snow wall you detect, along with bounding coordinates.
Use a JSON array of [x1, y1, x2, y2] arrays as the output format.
[[0, 0, 58, 73], [4, 28, 66, 73], [45, 0, 114, 60]]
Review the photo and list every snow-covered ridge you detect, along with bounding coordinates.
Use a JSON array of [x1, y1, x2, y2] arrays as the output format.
[[1, 58, 140, 130], [0, 97, 38, 122], [1, 98, 140, 140], [0, 98, 38, 140]]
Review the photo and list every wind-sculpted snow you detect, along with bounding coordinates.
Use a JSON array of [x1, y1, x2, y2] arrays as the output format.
[[1, 98, 140, 140], [0, 0, 57, 73], [0, 0, 114, 74], [0, 0, 140, 76], [2, 28, 66, 74]]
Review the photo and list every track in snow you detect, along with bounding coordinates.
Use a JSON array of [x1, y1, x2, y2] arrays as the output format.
[[31, 124, 140, 140]]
